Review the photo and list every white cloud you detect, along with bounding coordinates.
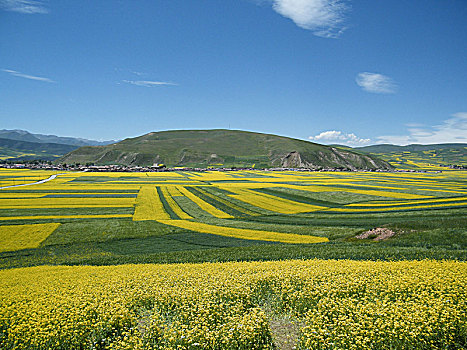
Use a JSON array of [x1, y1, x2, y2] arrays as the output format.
[[122, 80, 177, 87], [377, 113, 467, 145], [0, 0, 48, 14], [2, 69, 55, 83], [356, 72, 397, 94], [269, 0, 349, 38], [309, 130, 371, 146]]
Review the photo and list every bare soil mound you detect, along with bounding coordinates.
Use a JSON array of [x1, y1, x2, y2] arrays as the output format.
[[356, 227, 396, 241]]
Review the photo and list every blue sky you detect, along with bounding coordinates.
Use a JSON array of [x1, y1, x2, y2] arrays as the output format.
[[1, 0, 466, 145]]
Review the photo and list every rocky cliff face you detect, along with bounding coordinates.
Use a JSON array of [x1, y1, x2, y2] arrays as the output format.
[[279, 148, 390, 170]]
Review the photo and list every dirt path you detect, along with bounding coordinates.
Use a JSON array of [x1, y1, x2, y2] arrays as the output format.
[[0, 173, 68, 190]]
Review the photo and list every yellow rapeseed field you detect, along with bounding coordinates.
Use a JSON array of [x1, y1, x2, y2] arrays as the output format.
[[0, 260, 465, 349], [1, 169, 466, 240], [133, 186, 171, 221], [0, 197, 135, 209], [0, 223, 60, 252], [0, 193, 47, 198], [0, 214, 133, 221]]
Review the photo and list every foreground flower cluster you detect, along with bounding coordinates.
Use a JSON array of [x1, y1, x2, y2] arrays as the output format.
[[0, 260, 465, 349]]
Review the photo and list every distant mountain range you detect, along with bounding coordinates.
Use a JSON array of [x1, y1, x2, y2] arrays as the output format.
[[0, 129, 116, 162], [0, 129, 116, 147], [59, 129, 392, 170]]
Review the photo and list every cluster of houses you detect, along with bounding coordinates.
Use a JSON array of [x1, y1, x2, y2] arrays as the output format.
[[0, 161, 454, 173]]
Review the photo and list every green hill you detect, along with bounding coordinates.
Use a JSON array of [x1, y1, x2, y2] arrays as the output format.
[[59, 129, 392, 170]]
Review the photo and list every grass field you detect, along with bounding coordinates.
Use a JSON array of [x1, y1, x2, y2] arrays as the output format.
[[0, 168, 466, 349]]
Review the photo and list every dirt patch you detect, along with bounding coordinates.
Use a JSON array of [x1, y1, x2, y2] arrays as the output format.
[[262, 303, 302, 350], [268, 315, 302, 350], [356, 227, 396, 241]]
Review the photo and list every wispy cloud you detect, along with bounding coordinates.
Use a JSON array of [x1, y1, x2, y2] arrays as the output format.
[[377, 113, 467, 145], [0, 0, 48, 14], [2, 69, 55, 83], [122, 80, 177, 87], [309, 130, 371, 146], [269, 0, 349, 38], [356, 72, 397, 94]]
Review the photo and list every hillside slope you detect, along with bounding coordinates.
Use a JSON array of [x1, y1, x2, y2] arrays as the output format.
[[354, 143, 467, 169], [59, 129, 392, 170]]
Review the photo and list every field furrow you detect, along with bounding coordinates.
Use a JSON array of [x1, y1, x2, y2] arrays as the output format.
[[176, 186, 234, 218], [228, 188, 325, 214], [157, 219, 328, 244]]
